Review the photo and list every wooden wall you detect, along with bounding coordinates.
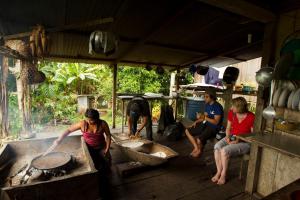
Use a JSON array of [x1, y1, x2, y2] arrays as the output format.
[[254, 9, 300, 196]]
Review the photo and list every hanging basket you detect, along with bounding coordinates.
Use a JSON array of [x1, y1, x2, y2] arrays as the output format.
[[20, 61, 45, 84]]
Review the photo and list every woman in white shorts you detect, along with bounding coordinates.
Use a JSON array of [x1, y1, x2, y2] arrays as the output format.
[[211, 97, 255, 185]]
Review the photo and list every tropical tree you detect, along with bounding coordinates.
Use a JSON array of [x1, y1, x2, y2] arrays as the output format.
[[118, 66, 171, 95], [43, 63, 99, 94]]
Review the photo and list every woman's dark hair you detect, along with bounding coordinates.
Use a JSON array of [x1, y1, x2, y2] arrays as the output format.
[[85, 108, 100, 120]]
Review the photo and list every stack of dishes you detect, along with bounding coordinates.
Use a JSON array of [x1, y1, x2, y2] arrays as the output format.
[[273, 87, 300, 110]]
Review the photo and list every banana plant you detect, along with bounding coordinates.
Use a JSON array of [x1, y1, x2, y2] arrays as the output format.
[[41, 63, 99, 94]]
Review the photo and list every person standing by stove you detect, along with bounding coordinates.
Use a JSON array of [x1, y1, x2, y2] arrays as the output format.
[[126, 96, 153, 140], [52, 108, 111, 199]]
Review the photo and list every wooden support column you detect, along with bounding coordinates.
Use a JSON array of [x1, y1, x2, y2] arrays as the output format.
[[0, 56, 9, 138], [112, 64, 117, 128], [222, 84, 233, 125], [174, 69, 180, 120], [254, 22, 277, 132], [246, 21, 277, 195], [20, 60, 32, 137]]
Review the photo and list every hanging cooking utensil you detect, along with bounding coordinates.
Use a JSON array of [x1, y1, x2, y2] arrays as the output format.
[[89, 31, 118, 56], [156, 66, 165, 75], [145, 65, 152, 71], [255, 67, 274, 87], [222, 66, 239, 84], [196, 65, 209, 75], [262, 80, 276, 120]]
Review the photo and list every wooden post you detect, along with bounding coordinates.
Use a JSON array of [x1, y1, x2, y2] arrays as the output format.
[[112, 64, 117, 128], [254, 22, 277, 132], [222, 84, 233, 126], [174, 69, 180, 120], [245, 21, 277, 195], [0, 56, 9, 138], [19, 60, 32, 137]]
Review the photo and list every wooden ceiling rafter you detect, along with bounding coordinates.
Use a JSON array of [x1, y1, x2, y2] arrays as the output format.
[[44, 55, 179, 68], [3, 17, 114, 40]]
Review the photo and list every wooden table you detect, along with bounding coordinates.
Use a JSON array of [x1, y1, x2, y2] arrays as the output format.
[[236, 132, 300, 195], [117, 95, 176, 133], [236, 133, 300, 159], [262, 178, 300, 200]]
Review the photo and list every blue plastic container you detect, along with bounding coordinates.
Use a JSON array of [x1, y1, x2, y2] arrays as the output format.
[[185, 99, 205, 121]]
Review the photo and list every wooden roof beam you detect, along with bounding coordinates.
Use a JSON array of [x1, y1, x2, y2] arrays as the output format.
[[3, 17, 114, 40], [44, 55, 178, 67], [197, 0, 275, 23]]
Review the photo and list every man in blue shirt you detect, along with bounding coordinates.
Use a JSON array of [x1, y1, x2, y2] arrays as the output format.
[[185, 88, 223, 157]]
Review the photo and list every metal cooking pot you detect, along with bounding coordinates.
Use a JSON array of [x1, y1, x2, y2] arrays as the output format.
[[255, 67, 274, 87], [31, 152, 72, 171]]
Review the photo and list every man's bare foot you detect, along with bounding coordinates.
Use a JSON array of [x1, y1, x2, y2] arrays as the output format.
[[191, 149, 201, 157], [211, 173, 221, 183], [217, 176, 226, 185], [196, 138, 203, 150], [190, 148, 198, 156]]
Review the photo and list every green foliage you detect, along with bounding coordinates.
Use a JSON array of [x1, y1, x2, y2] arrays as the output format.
[[28, 62, 173, 126], [92, 65, 113, 102], [118, 66, 170, 95], [40, 62, 100, 94]]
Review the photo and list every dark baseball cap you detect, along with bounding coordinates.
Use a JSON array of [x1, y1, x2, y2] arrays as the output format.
[[205, 87, 216, 99]]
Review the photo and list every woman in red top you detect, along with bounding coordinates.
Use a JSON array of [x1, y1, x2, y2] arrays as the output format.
[[211, 97, 255, 185]]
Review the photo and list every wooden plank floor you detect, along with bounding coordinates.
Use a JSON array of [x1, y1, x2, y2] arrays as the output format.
[[108, 131, 255, 200]]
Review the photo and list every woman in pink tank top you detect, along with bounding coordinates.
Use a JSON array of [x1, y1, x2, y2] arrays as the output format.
[[53, 108, 112, 199], [53, 108, 111, 169]]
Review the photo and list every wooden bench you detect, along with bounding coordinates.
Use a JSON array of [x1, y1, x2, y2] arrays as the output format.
[[180, 117, 249, 180]]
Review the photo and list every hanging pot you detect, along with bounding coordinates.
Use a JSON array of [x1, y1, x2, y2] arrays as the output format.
[[223, 67, 239, 84], [156, 66, 165, 75], [145, 65, 152, 71], [255, 67, 274, 87], [196, 65, 209, 75], [189, 65, 197, 74], [89, 31, 118, 56]]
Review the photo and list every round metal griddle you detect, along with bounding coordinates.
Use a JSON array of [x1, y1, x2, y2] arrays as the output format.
[[31, 152, 72, 170]]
